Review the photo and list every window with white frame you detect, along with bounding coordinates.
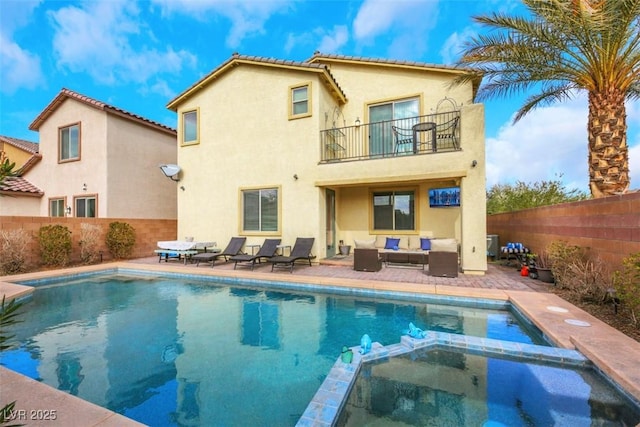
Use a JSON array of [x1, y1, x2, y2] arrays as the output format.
[[50, 199, 65, 217], [182, 110, 198, 145], [373, 190, 415, 230], [242, 188, 278, 232], [290, 84, 310, 118], [59, 124, 80, 161], [75, 196, 96, 218]]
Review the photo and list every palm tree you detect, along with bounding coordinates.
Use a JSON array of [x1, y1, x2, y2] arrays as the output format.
[[456, 0, 640, 198]]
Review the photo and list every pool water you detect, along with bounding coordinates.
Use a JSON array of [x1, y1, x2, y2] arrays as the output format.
[[2, 273, 544, 426], [338, 348, 640, 426]]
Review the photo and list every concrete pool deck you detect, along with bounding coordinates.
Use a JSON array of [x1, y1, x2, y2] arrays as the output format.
[[1, 258, 639, 426]]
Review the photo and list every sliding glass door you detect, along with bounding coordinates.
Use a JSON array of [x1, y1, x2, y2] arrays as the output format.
[[369, 98, 419, 156]]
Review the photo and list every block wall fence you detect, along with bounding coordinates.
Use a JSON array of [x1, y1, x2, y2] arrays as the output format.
[[0, 216, 177, 269], [487, 191, 640, 269]]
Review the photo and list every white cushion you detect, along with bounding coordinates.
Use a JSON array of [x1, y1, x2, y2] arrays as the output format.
[[354, 239, 376, 249], [431, 238, 457, 252]]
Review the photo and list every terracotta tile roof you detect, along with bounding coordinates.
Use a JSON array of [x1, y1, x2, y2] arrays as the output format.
[[0, 176, 43, 196], [167, 52, 347, 110], [0, 135, 39, 153], [307, 51, 470, 73], [16, 152, 42, 175], [29, 88, 176, 136]]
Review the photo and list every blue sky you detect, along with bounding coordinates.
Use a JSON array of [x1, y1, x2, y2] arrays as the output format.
[[1, 0, 638, 192]]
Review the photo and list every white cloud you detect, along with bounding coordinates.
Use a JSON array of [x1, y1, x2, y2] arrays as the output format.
[[0, 33, 45, 95], [352, 0, 438, 58], [0, 0, 45, 94], [48, 1, 197, 87], [317, 25, 349, 53], [440, 25, 478, 65], [487, 96, 640, 193], [150, 0, 293, 48]]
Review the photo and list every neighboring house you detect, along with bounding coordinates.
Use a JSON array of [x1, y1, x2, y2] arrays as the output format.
[[20, 88, 178, 219], [167, 53, 487, 274], [0, 135, 43, 215]]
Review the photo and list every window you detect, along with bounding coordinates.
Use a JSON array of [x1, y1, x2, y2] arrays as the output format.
[[289, 83, 311, 119], [59, 124, 80, 161], [49, 199, 65, 217], [369, 97, 419, 155], [182, 109, 198, 145], [75, 197, 96, 218], [373, 190, 415, 230], [242, 188, 278, 232]]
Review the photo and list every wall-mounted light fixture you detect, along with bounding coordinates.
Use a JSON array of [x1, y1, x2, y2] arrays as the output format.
[[160, 164, 181, 182], [355, 117, 361, 127], [82, 183, 87, 191], [293, 174, 299, 180], [65, 206, 71, 216], [471, 160, 478, 168], [180, 185, 185, 191]]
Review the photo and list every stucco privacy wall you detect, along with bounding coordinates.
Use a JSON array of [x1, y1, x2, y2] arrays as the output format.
[[0, 216, 177, 269], [486, 192, 640, 268]]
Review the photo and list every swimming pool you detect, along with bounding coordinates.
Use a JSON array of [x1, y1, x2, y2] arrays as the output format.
[[2, 270, 546, 426], [337, 347, 640, 426]]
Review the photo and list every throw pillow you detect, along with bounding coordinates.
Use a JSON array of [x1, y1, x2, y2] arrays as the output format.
[[385, 237, 400, 250], [420, 238, 431, 251]]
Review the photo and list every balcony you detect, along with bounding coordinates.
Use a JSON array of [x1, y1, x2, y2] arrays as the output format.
[[320, 110, 461, 163]]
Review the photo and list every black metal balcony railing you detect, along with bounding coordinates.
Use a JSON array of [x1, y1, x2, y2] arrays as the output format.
[[320, 110, 461, 162]]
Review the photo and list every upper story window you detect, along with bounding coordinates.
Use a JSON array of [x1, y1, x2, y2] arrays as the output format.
[[242, 187, 279, 232], [182, 109, 199, 146], [289, 83, 311, 119], [49, 198, 65, 217], [372, 190, 415, 231], [59, 123, 80, 162], [75, 196, 96, 217]]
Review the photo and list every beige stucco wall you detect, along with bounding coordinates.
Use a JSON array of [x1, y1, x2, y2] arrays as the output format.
[[106, 114, 177, 219], [21, 98, 177, 219], [0, 196, 41, 216], [1, 142, 35, 169], [174, 59, 486, 273]]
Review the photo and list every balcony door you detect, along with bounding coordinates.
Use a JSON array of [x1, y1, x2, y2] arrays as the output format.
[[369, 98, 419, 156]]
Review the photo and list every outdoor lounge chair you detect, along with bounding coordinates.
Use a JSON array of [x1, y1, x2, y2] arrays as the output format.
[[230, 238, 281, 270], [269, 237, 315, 273], [192, 237, 246, 267]]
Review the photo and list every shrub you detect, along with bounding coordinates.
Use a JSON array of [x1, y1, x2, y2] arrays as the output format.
[[612, 252, 640, 327], [564, 256, 611, 302], [0, 229, 30, 275], [38, 224, 72, 267], [546, 240, 586, 290], [105, 222, 136, 259], [79, 223, 102, 264]]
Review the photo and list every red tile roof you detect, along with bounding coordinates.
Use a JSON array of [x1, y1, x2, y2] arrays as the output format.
[[0, 176, 43, 196], [29, 88, 176, 136], [0, 135, 39, 154]]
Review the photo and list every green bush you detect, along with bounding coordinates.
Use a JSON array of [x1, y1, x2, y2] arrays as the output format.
[[0, 229, 30, 275], [546, 240, 586, 290], [105, 222, 136, 259], [613, 252, 640, 327], [38, 224, 72, 267]]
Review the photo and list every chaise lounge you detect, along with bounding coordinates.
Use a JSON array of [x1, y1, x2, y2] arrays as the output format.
[[229, 238, 281, 270], [269, 237, 315, 273], [192, 237, 246, 267]]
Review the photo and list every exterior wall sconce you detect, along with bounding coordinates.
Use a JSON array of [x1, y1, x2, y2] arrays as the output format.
[[355, 117, 361, 127], [160, 164, 181, 182], [471, 160, 478, 168], [65, 206, 71, 216], [82, 183, 87, 191], [293, 174, 299, 180]]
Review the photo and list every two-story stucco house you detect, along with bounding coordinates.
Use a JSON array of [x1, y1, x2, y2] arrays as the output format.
[[19, 88, 178, 219], [167, 53, 487, 274]]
